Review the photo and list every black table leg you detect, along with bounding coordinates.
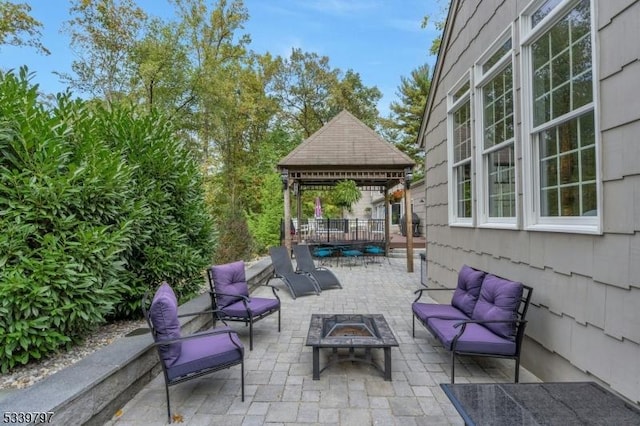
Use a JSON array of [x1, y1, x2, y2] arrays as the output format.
[[383, 347, 392, 381], [313, 347, 320, 380]]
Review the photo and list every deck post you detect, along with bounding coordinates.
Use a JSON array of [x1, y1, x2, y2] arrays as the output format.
[[281, 169, 291, 252], [404, 186, 414, 272]]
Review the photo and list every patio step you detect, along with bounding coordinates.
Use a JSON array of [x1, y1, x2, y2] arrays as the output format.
[[388, 247, 426, 258]]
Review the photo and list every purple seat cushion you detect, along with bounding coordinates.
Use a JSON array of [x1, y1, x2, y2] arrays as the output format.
[[149, 282, 182, 366], [451, 265, 486, 317], [166, 327, 243, 381], [427, 318, 517, 355], [471, 274, 524, 340], [211, 261, 249, 309], [412, 302, 469, 323], [221, 297, 280, 318]]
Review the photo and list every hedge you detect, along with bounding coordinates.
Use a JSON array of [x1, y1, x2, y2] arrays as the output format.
[[0, 68, 216, 372]]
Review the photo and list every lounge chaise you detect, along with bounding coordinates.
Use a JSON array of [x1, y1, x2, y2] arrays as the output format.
[[292, 244, 342, 291], [269, 246, 319, 299]]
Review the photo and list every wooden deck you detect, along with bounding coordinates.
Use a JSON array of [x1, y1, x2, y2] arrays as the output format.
[[388, 232, 426, 249]]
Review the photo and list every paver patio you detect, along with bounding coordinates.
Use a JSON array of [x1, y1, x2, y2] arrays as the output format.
[[105, 256, 539, 425]]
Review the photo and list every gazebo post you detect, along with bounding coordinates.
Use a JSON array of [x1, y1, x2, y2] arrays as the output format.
[[384, 187, 390, 256], [404, 168, 414, 273], [295, 183, 302, 243], [281, 169, 292, 252]]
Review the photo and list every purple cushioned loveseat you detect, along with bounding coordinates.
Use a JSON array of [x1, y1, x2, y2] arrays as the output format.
[[412, 265, 533, 383]]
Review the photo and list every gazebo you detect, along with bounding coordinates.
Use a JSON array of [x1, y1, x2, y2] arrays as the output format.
[[277, 110, 417, 272]]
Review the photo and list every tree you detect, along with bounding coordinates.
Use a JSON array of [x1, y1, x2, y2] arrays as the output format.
[[329, 69, 381, 130], [129, 19, 192, 115], [0, 1, 49, 54], [380, 63, 431, 177], [62, 0, 148, 103], [421, 0, 449, 56], [270, 48, 381, 137], [332, 180, 362, 217]]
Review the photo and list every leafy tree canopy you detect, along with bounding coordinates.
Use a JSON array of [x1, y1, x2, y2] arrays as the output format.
[[0, 1, 49, 54]]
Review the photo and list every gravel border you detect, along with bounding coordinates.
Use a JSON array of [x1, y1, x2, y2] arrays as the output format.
[[0, 319, 146, 390]]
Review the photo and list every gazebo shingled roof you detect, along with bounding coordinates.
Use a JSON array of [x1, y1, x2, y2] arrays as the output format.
[[278, 110, 415, 189]]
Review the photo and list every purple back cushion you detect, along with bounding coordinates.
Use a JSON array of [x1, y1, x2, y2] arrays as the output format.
[[451, 265, 486, 317], [211, 261, 249, 308], [471, 274, 523, 340], [149, 282, 181, 366]]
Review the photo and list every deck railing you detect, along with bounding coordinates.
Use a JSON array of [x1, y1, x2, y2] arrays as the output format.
[[282, 218, 386, 243]]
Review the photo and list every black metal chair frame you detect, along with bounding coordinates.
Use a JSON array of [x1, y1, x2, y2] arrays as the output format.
[[142, 291, 245, 423], [206, 268, 281, 351], [413, 283, 533, 384]]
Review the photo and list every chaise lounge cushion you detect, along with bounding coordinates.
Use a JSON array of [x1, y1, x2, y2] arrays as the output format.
[[149, 282, 182, 366], [210, 261, 249, 309], [451, 265, 486, 317], [471, 274, 523, 340]]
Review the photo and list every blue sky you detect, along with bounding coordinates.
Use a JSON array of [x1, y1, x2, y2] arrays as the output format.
[[2, 0, 443, 116]]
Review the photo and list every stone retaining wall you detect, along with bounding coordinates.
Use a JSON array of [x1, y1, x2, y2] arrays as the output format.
[[0, 258, 274, 425]]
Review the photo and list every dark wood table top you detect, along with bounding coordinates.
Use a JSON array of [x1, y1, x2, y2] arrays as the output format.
[[441, 382, 640, 426]]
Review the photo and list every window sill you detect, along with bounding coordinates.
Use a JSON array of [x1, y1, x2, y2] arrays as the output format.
[[524, 223, 602, 235], [478, 222, 518, 230], [449, 221, 474, 228]]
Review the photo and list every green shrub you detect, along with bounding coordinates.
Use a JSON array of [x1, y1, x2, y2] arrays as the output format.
[[94, 106, 216, 316], [0, 68, 216, 372], [247, 172, 283, 253], [0, 69, 138, 372], [215, 203, 253, 264]]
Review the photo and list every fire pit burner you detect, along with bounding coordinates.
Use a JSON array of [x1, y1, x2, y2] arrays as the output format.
[[322, 315, 379, 339], [327, 325, 371, 337]]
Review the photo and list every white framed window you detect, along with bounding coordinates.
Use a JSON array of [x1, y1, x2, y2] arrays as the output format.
[[520, 0, 600, 233], [447, 72, 474, 226], [475, 27, 517, 228]]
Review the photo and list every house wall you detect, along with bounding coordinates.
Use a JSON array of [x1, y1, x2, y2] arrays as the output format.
[[421, 0, 640, 404], [360, 180, 427, 236]]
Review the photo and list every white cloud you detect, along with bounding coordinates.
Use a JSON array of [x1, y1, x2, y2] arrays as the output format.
[[386, 18, 423, 33], [304, 0, 381, 15]]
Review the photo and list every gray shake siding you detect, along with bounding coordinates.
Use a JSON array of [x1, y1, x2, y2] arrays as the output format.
[[419, 0, 639, 404]]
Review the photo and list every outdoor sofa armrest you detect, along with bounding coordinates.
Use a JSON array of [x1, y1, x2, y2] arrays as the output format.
[[413, 287, 457, 303], [452, 318, 527, 328], [421, 314, 471, 322], [450, 318, 528, 350]]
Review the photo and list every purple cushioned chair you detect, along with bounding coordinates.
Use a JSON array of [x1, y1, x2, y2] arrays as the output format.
[[207, 260, 281, 351], [143, 282, 244, 423]]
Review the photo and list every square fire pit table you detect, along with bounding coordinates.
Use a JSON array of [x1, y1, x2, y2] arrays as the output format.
[[305, 314, 399, 380]]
